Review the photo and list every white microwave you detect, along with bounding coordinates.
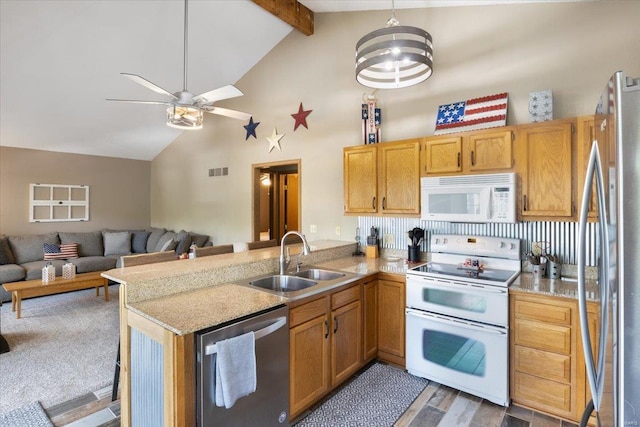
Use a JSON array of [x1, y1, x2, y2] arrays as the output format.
[[420, 173, 516, 223]]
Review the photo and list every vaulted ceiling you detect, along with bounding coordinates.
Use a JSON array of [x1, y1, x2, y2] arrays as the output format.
[[0, 0, 591, 161]]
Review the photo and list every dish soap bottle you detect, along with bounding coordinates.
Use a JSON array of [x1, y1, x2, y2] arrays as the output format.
[[189, 243, 197, 259]]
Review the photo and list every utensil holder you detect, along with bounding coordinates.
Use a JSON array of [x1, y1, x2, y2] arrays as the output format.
[[547, 261, 561, 279], [408, 245, 420, 262], [532, 263, 546, 281]]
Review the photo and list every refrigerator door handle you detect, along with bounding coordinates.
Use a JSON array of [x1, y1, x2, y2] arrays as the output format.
[[578, 140, 610, 413]]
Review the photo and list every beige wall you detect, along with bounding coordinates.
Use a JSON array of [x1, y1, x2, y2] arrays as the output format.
[[151, 1, 640, 245], [0, 147, 151, 235]]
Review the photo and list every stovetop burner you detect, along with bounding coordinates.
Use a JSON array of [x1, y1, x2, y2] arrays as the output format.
[[410, 262, 519, 286]]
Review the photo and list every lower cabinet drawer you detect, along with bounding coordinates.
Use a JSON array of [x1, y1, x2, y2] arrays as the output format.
[[514, 319, 571, 355], [513, 371, 572, 415], [514, 345, 571, 383]]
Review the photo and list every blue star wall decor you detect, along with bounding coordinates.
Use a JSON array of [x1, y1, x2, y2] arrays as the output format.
[[243, 117, 260, 140]]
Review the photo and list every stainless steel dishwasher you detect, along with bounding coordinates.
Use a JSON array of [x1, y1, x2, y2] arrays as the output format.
[[195, 305, 289, 426]]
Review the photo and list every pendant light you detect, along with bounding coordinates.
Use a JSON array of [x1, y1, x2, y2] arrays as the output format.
[[355, 0, 433, 89]]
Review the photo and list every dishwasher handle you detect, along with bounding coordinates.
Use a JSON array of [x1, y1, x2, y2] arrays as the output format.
[[204, 316, 287, 356]]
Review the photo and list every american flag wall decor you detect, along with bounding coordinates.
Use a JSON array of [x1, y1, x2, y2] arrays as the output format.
[[434, 93, 508, 135]]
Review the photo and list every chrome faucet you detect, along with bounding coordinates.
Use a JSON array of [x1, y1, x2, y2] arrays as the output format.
[[279, 231, 311, 275]]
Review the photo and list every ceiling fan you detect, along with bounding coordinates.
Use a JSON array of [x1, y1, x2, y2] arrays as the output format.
[[107, 0, 251, 130]]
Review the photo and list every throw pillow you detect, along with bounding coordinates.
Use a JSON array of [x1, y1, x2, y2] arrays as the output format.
[[0, 237, 16, 265], [43, 243, 79, 260], [146, 228, 166, 253], [131, 231, 151, 254], [103, 231, 132, 256], [175, 232, 192, 255], [160, 239, 177, 252], [190, 233, 209, 248], [59, 231, 103, 257]]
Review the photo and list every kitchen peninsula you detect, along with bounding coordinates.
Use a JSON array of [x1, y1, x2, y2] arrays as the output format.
[[102, 240, 411, 426]]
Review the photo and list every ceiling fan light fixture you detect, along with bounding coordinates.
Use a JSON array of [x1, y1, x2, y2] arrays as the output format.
[[355, 1, 433, 89], [167, 105, 203, 130]]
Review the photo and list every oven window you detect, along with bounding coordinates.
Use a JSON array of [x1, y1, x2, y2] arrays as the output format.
[[427, 193, 480, 214], [423, 288, 487, 313], [423, 330, 486, 377]]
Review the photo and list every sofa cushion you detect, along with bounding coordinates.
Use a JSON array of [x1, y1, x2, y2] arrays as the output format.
[[0, 237, 16, 265], [22, 259, 66, 280], [190, 233, 209, 248], [175, 231, 192, 255], [59, 231, 103, 257], [70, 256, 117, 274], [131, 231, 151, 254], [0, 263, 26, 284], [153, 231, 177, 253], [8, 233, 59, 264], [146, 228, 166, 253], [103, 231, 131, 256]]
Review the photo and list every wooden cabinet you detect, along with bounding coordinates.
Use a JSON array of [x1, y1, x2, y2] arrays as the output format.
[[362, 278, 378, 362], [288, 282, 363, 419], [422, 128, 515, 176], [377, 273, 405, 367], [576, 115, 610, 222], [516, 119, 576, 220], [510, 292, 589, 422], [344, 139, 420, 215], [289, 296, 330, 418], [343, 145, 377, 214]]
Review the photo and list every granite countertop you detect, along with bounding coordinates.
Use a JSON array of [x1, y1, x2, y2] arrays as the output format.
[[108, 241, 417, 336], [510, 273, 600, 301]]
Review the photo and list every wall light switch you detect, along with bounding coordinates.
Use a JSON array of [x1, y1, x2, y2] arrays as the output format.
[[335, 226, 341, 236], [310, 224, 317, 233]]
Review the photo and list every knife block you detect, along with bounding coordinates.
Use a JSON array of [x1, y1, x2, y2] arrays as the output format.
[[366, 245, 378, 259]]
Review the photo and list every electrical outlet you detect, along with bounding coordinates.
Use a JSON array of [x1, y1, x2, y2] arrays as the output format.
[[384, 233, 394, 245], [335, 226, 341, 236], [310, 224, 317, 233]]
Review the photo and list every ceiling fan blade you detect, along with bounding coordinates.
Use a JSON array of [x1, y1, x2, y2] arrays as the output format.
[[203, 106, 251, 121], [193, 85, 243, 105], [121, 73, 178, 100], [106, 99, 172, 105]]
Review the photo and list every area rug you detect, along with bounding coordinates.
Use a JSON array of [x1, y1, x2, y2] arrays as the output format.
[[0, 285, 120, 415], [295, 363, 428, 427], [0, 401, 53, 427]]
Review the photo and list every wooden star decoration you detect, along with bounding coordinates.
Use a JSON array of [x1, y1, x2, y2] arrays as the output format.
[[243, 117, 260, 140], [291, 102, 312, 131], [267, 127, 285, 152]]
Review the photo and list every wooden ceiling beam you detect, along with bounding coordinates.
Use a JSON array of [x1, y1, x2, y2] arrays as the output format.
[[252, 0, 314, 36]]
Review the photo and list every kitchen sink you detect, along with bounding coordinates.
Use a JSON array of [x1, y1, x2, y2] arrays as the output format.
[[249, 275, 318, 292], [294, 268, 345, 281]]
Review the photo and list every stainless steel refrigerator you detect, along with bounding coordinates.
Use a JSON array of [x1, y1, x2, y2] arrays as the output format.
[[578, 70, 640, 427]]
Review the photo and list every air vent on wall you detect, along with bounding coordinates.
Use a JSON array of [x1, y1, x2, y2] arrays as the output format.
[[208, 167, 229, 177]]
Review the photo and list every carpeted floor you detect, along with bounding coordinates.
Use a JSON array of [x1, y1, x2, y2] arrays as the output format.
[[295, 362, 429, 427], [0, 285, 120, 415]]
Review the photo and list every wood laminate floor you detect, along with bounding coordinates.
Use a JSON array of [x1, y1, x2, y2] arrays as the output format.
[[51, 381, 578, 427]]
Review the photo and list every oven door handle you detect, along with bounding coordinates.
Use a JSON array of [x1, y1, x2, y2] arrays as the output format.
[[406, 308, 507, 335], [407, 277, 508, 294]]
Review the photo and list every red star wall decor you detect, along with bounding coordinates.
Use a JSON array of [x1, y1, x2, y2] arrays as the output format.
[[291, 102, 312, 131]]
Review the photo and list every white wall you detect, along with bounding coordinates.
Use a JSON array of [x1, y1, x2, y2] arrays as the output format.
[[150, 1, 640, 246]]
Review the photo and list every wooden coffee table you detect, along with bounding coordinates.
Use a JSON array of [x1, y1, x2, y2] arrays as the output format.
[[2, 271, 108, 319]]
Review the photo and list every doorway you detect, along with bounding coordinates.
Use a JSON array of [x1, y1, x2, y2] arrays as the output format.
[[252, 160, 301, 243]]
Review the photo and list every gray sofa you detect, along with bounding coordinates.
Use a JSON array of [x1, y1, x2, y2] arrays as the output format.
[[0, 228, 210, 303]]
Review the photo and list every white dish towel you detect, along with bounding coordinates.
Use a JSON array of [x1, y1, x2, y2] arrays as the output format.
[[214, 331, 257, 409]]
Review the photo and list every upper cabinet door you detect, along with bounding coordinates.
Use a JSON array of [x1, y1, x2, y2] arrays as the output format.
[[467, 129, 514, 172], [379, 140, 421, 215], [517, 119, 575, 220], [343, 145, 377, 214], [422, 136, 462, 175]]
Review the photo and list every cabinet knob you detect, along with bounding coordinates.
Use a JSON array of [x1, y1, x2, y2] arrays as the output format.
[[382, 197, 386, 210], [324, 320, 329, 339], [372, 196, 376, 210], [523, 195, 528, 211], [471, 150, 475, 166], [457, 152, 461, 168], [333, 316, 338, 333]]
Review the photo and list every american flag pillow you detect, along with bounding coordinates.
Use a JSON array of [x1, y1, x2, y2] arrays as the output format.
[[43, 243, 78, 260]]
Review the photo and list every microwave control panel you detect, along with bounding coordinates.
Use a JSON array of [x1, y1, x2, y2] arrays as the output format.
[[491, 187, 512, 220]]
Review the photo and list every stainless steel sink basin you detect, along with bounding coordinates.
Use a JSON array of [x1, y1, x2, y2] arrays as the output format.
[[249, 275, 318, 292], [294, 268, 346, 281]]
